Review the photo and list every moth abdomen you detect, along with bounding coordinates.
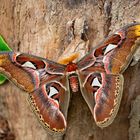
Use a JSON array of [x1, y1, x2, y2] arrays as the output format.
[[69, 74, 79, 93]]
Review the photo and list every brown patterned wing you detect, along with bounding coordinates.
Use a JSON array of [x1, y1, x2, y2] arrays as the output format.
[[28, 78, 70, 135], [79, 71, 124, 128], [77, 24, 140, 74], [76, 24, 140, 128], [78, 24, 140, 74], [0, 52, 65, 92], [93, 73, 124, 127], [102, 24, 140, 74], [0, 51, 70, 135]]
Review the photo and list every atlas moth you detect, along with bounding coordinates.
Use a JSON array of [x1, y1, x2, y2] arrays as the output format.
[[0, 23, 140, 135]]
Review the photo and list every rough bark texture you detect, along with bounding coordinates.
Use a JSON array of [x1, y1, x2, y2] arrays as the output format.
[[0, 0, 140, 140]]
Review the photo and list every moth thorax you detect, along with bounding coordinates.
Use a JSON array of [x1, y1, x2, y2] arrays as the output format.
[[69, 75, 79, 93], [66, 62, 78, 72]]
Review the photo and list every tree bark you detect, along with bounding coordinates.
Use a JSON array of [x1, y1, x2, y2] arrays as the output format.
[[0, 0, 140, 140]]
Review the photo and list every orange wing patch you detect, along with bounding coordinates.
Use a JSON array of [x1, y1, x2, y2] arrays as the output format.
[[58, 53, 79, 65]]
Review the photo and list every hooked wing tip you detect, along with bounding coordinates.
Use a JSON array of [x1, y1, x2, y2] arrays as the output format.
[[127, 24, 140, 38]]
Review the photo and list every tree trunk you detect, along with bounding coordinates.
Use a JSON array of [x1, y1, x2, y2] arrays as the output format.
[[0, 0, 140, 140]]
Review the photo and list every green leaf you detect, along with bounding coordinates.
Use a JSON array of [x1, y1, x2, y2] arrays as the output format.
[[0, 35, 12, 85], [0, 74, 7, 84]]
